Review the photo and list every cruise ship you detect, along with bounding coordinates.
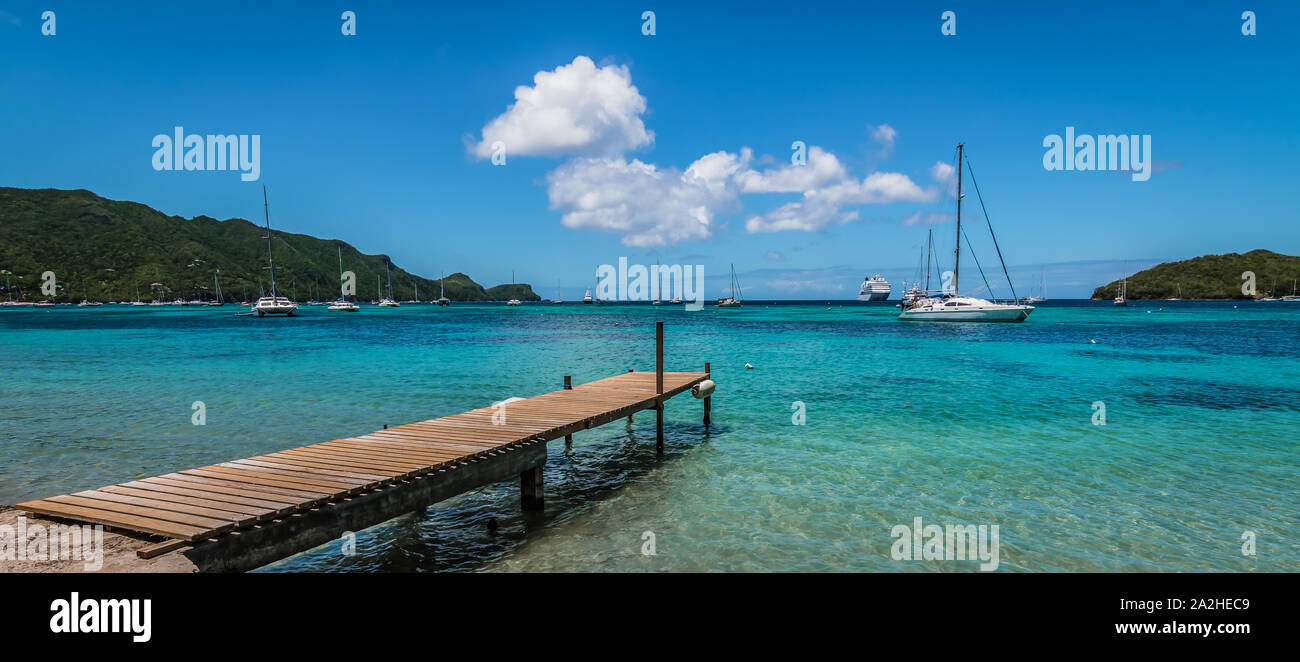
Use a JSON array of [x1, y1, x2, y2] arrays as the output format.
[[857, 275, 891, 301]]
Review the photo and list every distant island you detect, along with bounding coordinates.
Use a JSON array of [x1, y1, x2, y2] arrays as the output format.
[[1091, 249, 1300, 300], [0, 187, 540, 302]]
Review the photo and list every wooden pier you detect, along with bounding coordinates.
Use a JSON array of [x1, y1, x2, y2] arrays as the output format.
[[14, 324, 713, 571]]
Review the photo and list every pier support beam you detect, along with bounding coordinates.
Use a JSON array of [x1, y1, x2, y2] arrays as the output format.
[[656, 322, 664, 452], [563, 375, 573, 449], [520, 465, 544, 512], [703, 361, 711, 426]]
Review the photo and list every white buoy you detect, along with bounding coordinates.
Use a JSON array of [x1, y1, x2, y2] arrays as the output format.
[[745, 362, 754, 369], [691, 380, 715, 398], [1089, 339, 1097, 344]]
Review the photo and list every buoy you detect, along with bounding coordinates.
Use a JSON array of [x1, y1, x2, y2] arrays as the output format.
[[691, 380, 715, 398], [745, 362, 754, 369], [1089, 339, 1097, 344]]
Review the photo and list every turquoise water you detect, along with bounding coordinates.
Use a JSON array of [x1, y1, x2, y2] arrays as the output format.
[[1, 301, 1296, 572]]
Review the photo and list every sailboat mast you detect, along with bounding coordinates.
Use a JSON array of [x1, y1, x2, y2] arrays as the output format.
[[337, 246, 345, 300], [953, 143, 964, 294], [385, 261, 393, 299], [263, 185, 277, 298], [925, 229, 933, 291]]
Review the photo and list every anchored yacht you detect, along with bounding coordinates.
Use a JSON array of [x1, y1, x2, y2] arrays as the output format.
[[251, 187, 299, 317], [898, 144, 1033, 323]]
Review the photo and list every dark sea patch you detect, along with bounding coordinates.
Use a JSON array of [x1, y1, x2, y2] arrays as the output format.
[[1130, 377, 1300, 411]]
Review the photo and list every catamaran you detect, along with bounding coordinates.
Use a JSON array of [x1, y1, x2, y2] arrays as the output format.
[[436, 273, 450, 306], [328, 246, 360, 311], [717, 264, 743, 307], [251, 186, 298, 317], [378, 261, 399, 307], [898, 144, 1034, 322]]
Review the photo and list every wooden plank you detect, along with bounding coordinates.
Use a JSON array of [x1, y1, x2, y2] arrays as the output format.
[[45, 494, 235, 532], [16, 499, 207, 541], [100, 485, 274, 518], [138, 477, 303, 508], [71, 490, 260, 527]]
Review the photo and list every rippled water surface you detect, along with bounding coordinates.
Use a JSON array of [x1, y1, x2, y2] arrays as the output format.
[[1, 300, 1296, 572]]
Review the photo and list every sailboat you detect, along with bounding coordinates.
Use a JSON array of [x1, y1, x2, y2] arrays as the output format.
[[205, 272, 225, 306], [328, 246, 360, 311], [378, 261, 400, 307], [1165, 282, 1182, 301], [1024, 267, 1047, 303], [1282, 280, 1299, 302], [436, 273, 450, 306], [716, 264, 743, 307], [1113, 262, 1128, 306], [251, 186, 299, 317], [898, 144, 1034, 322], [553, 280, 563, 304], [131, 283, 145, 306]]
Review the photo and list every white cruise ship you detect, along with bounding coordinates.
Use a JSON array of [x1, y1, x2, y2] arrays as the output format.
[[857, 275, 891, 301]]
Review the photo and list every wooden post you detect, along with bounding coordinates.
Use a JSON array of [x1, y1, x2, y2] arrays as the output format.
[[563, 375, 573, 448], [703, 361, 711, 426], [626, 369, 634, 425], [656, 322, 664, 452], [520, 465, 544, 512]]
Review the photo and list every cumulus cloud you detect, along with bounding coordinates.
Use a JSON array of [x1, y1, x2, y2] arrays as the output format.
[[473, 57, 951, 245], [546, 156, 740, 247], [744, 170, 936, 233], [734, 146, 847, 193], [469, 56, 653, 159]]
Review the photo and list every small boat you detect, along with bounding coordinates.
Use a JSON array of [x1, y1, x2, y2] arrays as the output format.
[[1282, 280, 1299, 302], [716, 264, 743, 307], [34, 301, 55, 307], [898, 144, 1033, 323], [1165, 282, 1182, 301], [437, 274, 451, 306], [251, 186, 298, 317], [506, 298, 522, 306], [328, 248, 360, 311], [205, 272, 225, 306], [582, 287, 594, 304], [1113, 262, 1128, 306], [378, 260, 400, 307]]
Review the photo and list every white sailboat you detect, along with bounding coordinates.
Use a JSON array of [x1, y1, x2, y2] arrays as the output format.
[[328, 246, 360, 311], [553, 280, 563, 304], [898, 144, 1034, 323], [251, 186, 298, 317], [716, 264, 743, 307], [378, 261, 400, 307], [1113, 262, 1128, 306], [1282, 280, 1298, 302], [437, 273, 451, 306]]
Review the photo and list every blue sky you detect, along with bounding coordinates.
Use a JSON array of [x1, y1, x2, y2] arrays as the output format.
[[1, 1, 1296, 299]]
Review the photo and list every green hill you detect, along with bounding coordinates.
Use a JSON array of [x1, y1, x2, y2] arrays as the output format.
[[0, 187, 537, 302], [1091, 250, 1300, 300], [484, 283, 542, 301]]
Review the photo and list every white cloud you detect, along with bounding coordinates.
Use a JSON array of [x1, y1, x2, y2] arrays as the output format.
[[870, 124, 897, 157], [901, 211, 954, 227], [744, 170, 935, 233], [546, 157, 739, 247], [764, 251, 784, 261], [734, 146, 847, 193], [469, 56, 653, 159], [930, 161, 956, 195]]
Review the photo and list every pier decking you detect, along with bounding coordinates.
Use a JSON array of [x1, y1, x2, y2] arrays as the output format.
[[16, 353, 711, 570]]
